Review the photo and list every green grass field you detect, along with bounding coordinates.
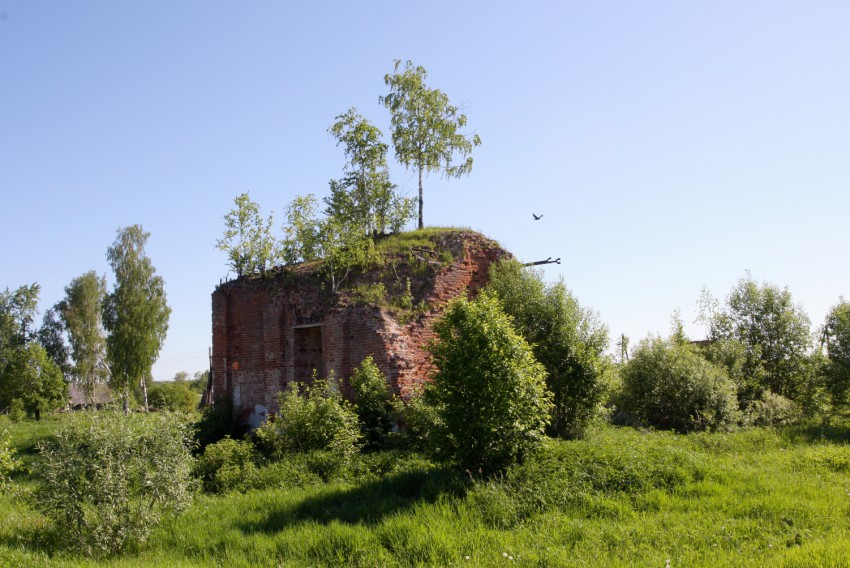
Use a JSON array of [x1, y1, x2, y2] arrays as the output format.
[[2, 417, 849, 567]]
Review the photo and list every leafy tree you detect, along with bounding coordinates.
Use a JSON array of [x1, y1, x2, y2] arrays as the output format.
[[381, 59, 481, 229], [59, 271, 108, 405], [0, 284, 67, 419], [103, 225, 171, 412], [618, 337, 738, 433], [0, 343, 67, 420], [822, 299, 850, 408], [216, 192, 279, 277], [37, 305, 71, 379], [487, 260, 609, 438], [34, 412, 194, 556], [282, 194, 375, 292], [427, 294, 551, 474], [350, 355, 399, 449], [0, 283, 40, 359], [327, 107, 414, 236], [701, 274, 812, 402]]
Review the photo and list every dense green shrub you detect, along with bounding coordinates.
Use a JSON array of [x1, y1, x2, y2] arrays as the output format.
[[0, 429, 20, 493], [743, 391, 802, 426], [487, 260, 609, 439], [148, 380, 197, 413], [195, 436, 260, 493], [33, 412, 194, 556], [428, 294, 551, 474], [255, 376, 361, 467], [350, 355, 400, 449], [7, 399, 25, 423], [618, 337, 738, 432]]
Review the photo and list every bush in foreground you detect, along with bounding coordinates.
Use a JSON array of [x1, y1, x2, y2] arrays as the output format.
[[618, 337, 738, 432], [255, 376, 361, 470], [33, 412, 194, 556], [428, 294, 551, 474]]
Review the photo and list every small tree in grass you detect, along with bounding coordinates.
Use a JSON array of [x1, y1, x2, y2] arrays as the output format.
[[487, 260, 609, 439], [618, 337, 738, 433], [34, 411, 194, 556], [428, 293, 551, 474]]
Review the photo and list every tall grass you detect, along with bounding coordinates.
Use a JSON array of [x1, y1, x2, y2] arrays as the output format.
[[2, 417, 849, 566]]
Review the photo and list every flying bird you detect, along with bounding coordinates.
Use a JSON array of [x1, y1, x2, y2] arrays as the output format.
[[532, 213, 543, 220]]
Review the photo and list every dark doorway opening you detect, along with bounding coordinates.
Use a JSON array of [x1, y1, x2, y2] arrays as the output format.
[[294, 325, 323, 382]]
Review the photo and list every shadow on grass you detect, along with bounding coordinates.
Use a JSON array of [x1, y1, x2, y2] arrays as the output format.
[[779, 421, 850, 444], [239, 467, 467, 533]]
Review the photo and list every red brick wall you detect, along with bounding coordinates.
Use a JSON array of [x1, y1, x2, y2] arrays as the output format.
[[210, 231, 510, 419]]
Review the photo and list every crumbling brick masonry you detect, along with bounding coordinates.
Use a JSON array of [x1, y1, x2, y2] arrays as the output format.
[[209, 231, 510, 425]]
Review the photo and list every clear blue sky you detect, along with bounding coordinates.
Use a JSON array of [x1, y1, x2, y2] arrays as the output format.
[[2, 2, 848, 380]]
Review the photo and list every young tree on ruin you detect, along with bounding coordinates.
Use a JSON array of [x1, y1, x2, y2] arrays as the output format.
[[216, 192, 279, 277], [326, 107, 414, 236], [381, 60, 481, 229]]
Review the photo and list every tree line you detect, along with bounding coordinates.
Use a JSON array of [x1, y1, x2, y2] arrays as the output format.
[[216, 60, 480, 290], [0, 225, 170, 418]]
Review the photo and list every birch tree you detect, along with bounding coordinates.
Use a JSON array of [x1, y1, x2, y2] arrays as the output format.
[[103, 225, 170, 412], [381, 60, 481, 229]]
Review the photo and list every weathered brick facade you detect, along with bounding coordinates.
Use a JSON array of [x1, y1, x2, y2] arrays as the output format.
[[209, 231, 510, 424]]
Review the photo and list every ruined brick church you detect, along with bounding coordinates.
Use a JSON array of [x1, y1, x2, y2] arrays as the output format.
[[209, 231, 509, 426]]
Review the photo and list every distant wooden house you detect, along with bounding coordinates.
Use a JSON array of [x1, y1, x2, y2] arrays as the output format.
[[68, 383, 113, 409]]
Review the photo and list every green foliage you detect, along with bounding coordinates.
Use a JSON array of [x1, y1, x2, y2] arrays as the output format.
[[7, 399, 25, 423], [148, 380, 197, 413], [743, 391, 802, 426], [701, 275, 812, 402], [487, 260, 609, 438], [282, 194, 377, 292], [193, 397, 245, 452], [381, 60, 481, 229], [59, 271, 108, 404], [427, 294, 551, 474], [195, 436, 260, 493], [822, 299, 850, 408], [216, 192, 279, 277], [350, 356, 399, 449], [103, 225, 171, 411], [0, 429, 20, 493], [0, 283, 40, 357], [618, 337, 738, 432], [326, 107, 414, 236], [255, 377, 361, 467], [33, 412, 194, 556], [36, 305, 71, 379], [350, 282, 387, 307], [0, 343, 67, 420]]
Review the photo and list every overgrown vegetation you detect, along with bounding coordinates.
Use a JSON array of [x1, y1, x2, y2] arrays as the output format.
[[616, 336, 739, 432], [487, 259, 608, 439], [32, 412, 194, 556], [2, 417, 850, 566], [254, 377, 362, 472], [426, 293, 551, 474]]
